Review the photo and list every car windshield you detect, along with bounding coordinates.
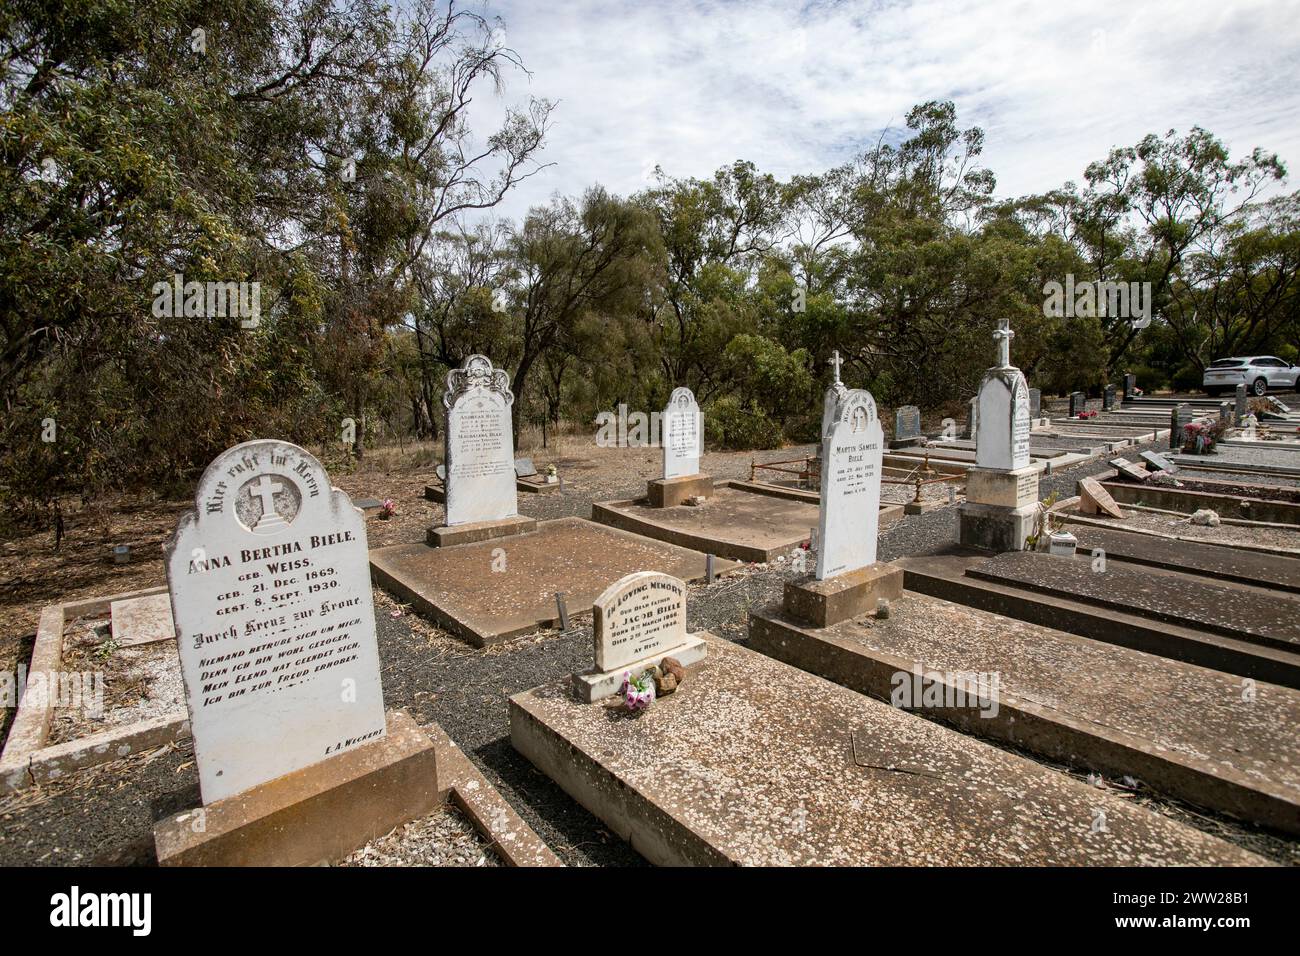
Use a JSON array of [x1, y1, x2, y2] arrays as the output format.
[[1208, 359, 1245, 368]]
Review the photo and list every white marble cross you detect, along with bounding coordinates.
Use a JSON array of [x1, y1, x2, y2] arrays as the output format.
[[993, 319, 1014, 368], [829, 350, 842, 383]]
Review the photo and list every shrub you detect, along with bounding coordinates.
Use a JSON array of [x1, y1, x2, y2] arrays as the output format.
[[705, 397, 784, 450]]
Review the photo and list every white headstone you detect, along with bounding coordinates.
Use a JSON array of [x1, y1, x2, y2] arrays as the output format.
[[593, 571, 688, 672], [816, 389, 884, 580], [975, 321, 1031, 471], [166, 440, 386, 804], [444, 355, 518, 525], [662, 387, 703, 480]]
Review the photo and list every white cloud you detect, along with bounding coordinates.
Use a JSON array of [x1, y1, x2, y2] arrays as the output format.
[[464, 0, 1300, 221]]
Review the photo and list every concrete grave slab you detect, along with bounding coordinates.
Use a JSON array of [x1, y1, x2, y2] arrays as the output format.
[[1068, 525, 1300, 594], [966, 551, 1300, 654], [370, 517, 736, 646], [1170, 446, 1300, 476], [110, 592, 176, 647], [593, 480, 902, 564], [898, 552, 1300, 689], [1099, 480, 1300, 525], [510, 635, 1266, 865], [749, 592, 1300, 834]]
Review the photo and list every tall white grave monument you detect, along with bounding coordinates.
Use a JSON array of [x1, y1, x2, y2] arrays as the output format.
[[430, 354, 537, 545], [647, 386, 713, 507], [960, 319, 1040, 551], [784, 387, 901, 627], [156, 440, 439, 865]]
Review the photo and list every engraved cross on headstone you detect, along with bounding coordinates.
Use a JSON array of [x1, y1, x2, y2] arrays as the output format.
[[993, 319, 1014, 368], [253, 475, 282, 517], [251, 475, 285, 530], [829, 350, 842, 384]]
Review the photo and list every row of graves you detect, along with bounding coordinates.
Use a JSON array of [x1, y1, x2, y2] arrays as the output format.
[[513, 326, 1297, 863], [3, 336, 1297, 867]]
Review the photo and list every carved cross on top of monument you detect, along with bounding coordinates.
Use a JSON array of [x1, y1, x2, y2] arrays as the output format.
[[993, 319, 1015, 368], [829, 350, 842, 384]]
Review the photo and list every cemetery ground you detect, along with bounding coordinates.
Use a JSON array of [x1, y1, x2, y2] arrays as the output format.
[[2, 420, 1300, 867]]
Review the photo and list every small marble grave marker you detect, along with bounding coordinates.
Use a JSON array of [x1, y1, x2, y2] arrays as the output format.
[[444, 355, 518, 525], [1069, 392, 1086, 418], [663, 387, 703, 480], [514, 457, 538, 478], [817, 389, 884, 580], [1029, 388, 1041, 419], [1140, 450, 1177, 473], [1108, 457, 1149, 482], [167, 440, 386, 803], [1235, 384, 1248, 423], [1103, 385, 1116, 411], [1123, 373, 1136, 398], [575, 571, 706, 702]]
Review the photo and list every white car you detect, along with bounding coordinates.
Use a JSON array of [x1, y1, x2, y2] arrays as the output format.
[[1203, 355, 1299, 396]]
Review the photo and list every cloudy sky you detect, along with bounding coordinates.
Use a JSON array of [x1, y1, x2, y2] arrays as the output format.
[[470, 0, 1300, 220]]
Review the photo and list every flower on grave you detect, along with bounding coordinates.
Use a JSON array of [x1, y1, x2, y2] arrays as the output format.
[[546, 463, 558, 477], [380, 498, 396, 519], [620, 669, 656, 711]]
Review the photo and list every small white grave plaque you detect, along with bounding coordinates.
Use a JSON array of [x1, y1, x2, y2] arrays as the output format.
[[166, 440, 386, 804]]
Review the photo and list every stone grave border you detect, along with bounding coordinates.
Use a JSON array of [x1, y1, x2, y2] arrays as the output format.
[[897, 552, 1300, 690], [422, 721, 562, 867], [0, 584, 189, 795], [591, 478, 904, 563], [0, 587, 560, 863], [748, 593, 1300, 835], [370, 516, 738, 646], [1098, 478, 1300, 525]]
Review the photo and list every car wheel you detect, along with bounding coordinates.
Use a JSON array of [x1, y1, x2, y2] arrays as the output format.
[[1253, 377, 1268, 396]]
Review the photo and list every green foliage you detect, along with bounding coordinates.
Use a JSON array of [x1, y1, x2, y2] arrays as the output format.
[[2, 3, 1298, 524], [704, 396, 784, 450]]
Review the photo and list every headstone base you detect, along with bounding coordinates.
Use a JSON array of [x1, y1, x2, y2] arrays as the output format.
[[427, 514, 537, 547], [903, 499, 943, 515], [958, 501, 1036, 553], [573, 633, 709, 703], [964, 465, 1040, 509], [784, 563, 904, 628], [154, 709, 438, 867], [888, 437, 926, 449], [647, 474, 714, 508]]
